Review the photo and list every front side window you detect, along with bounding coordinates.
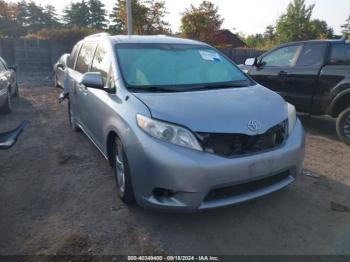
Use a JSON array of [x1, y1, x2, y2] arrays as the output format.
[[75, 42, 96, 74], [296, 43, 327, 67], [330, 43, 350, 65], [91, 44, 110, 85], [261, 45, 301, 67], [115, 44, 250, 91]]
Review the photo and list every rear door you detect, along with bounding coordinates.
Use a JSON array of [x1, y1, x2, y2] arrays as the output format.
[[249, 44, 302, 98], [283, 42, 327, 113]]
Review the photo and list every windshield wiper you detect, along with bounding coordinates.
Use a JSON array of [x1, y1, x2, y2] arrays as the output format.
[[186, 81, 251, 91], [128, 86, 177, 93]]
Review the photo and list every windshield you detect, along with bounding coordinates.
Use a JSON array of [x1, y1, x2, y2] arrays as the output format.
[[115, 44, 251, 92]]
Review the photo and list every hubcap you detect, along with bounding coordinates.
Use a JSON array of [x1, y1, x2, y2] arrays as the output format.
[[344, 114, 350, 138], [115, 141, 125, 194]]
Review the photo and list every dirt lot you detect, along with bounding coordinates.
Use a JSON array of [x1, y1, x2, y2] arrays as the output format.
[[1, 83, 350, 256]]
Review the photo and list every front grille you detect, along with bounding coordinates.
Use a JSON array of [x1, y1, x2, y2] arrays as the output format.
[[204, 171, 290, 202], [196, 120, 287, 157]]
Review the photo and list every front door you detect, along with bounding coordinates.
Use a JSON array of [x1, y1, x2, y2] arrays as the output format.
[[283, 42, 328, 113], [249, 44, 302, 99]]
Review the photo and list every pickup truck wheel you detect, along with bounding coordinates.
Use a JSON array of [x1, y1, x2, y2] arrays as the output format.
[[113, 138, 135, 204], [336, 107, 350, 146], [1, 89, 12, 114], [68, 100, 80, 132]]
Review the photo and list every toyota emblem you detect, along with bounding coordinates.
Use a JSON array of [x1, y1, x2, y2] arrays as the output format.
[[247, 120, 262, 132]]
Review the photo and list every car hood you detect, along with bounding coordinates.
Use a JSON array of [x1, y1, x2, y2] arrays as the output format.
[[133, 85, 287, 135]]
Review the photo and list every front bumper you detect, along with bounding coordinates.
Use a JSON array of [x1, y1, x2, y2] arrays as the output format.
[[126, 119, 305, 212]]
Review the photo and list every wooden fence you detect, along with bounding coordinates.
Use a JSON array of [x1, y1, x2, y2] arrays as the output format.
[[0, 38, 265, 72]]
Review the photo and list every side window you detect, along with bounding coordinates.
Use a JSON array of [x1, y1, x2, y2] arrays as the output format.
[[91, 44, 110, 85], [261, 45, 301, 67], [0, 61, 5, 71], [296, 43, 327, 67], [75, 42, 96, 74], [67, 43, 81, 69], [330, 43, 350, 65]]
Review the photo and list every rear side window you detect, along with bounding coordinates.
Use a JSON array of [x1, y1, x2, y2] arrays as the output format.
[[75, 42, 96, 74], [91, 43, 110, 85], [67, 43, 81, 68], [330, 43, 350, 65], [296, 43, 327, 67]]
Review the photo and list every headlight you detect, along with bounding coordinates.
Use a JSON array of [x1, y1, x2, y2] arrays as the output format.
[[287, 103, 297, 134], [136, 114, 203, 151]]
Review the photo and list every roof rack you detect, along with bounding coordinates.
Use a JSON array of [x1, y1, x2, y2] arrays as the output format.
[[85, 32, 111, 39]]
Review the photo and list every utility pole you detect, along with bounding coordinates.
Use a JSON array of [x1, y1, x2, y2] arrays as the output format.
[[126, 0, 133, 35]]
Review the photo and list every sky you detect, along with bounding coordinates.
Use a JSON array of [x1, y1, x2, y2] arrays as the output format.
[[13, 0, 350, 35]]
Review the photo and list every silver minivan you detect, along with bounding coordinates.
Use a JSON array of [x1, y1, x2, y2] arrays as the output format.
[[64, 34, 305, 211]]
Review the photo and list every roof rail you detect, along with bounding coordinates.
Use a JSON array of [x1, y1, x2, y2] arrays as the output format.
[[85, 32, 111, 39]]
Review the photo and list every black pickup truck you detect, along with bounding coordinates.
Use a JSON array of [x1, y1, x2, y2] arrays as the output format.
[[241, 39, 350, 145]]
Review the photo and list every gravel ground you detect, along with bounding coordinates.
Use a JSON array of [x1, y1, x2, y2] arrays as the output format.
[[0, 84, 350, 256]]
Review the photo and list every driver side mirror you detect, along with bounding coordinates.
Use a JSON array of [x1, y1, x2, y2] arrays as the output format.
[[81, 72, 104, 90], [244, 58, 257, 66]]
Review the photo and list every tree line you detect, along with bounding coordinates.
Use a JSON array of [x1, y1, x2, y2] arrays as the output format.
[[0, 0, 349, 48]]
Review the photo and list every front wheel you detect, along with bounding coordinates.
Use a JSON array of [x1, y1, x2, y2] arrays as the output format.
[[112, 137, 135, 204], [336, 107, 350, 146]]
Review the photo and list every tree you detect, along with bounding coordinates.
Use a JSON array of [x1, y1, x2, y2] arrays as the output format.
[[0, 0, 22, 37], [43, 5, 61, 28], [88, 0, 107, 29], [109, 0, 170, 34], [341, 16, 350, 36], [276, 0, 333, 43], [63, 0, 90, 28], [180, 1, 223, 44]]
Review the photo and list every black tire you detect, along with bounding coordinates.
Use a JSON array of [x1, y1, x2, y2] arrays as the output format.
[[68, 100, 80, 132], [0, 89, 12, 114], [13, 83, 19, 97], [112, 137, 135, 204], [336, 107, 350, 146]]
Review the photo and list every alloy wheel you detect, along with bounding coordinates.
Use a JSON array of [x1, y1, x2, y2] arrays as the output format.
[[115, 140, 126, 195], [344, 114, 350, 139]]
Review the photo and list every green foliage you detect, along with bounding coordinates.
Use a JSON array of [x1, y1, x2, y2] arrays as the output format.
[[63, 0, 91, 28], [23, 27, 99, 43], [88, 0, 107, 29], [109, 0, 170, 35], [180, 1, 223, 44], [63, 0, 107, 29], [0, 0, 61, 37], [341, 16, 350, 37], [276, 0, 333, 43], [244, 0, 335, 49]]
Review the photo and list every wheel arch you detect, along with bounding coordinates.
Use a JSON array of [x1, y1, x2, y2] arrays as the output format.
[[328, 90, 350, 117]]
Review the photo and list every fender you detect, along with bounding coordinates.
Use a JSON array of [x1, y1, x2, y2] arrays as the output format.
[[327, 88, 350, 117]]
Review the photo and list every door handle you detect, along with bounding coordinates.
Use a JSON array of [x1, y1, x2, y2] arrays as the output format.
[[278, 71, 289, 76]]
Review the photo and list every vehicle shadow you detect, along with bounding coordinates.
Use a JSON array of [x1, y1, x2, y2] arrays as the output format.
[[298, 114, 339, 142], [130, 174, 350, 255]]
